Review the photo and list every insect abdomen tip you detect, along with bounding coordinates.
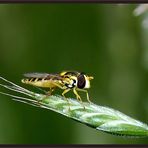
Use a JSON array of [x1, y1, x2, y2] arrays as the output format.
[[21, 79, 27, 83]]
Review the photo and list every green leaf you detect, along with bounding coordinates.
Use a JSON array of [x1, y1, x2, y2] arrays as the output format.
[[0, 76, 148, 138]]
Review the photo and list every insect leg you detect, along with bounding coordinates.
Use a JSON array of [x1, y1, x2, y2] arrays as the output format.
[[62, 89, 71, 110], [62, 89, 71, 98], [37, 88, 55, 104], [46, 88, 55, 96], [52, 82, 64, 89], [73, 88, 82, 102], [33, 86, 47, 94], [76, 88, 92, 103], [73, 88, 85, 109]]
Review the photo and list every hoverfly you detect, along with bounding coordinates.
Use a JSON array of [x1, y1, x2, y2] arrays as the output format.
[[21, 71, 94, 103]]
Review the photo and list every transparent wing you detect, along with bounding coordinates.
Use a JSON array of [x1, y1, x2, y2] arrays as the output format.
[[23, 73, 62, 80], [23, 73, 51, 78]]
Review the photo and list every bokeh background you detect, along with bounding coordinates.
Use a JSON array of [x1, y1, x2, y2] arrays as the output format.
[[0, 4, 148, 144]]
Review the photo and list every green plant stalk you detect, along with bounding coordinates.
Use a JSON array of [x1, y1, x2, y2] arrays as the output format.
[[0, 76, 148, 138]]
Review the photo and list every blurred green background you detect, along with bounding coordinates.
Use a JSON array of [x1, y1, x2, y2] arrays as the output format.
[[0, 4, 148, 144]]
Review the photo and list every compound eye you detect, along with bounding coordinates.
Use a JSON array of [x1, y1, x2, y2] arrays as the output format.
[[77, 74, 86, 89]]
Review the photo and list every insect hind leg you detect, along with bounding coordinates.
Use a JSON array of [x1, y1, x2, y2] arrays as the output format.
[[46, 88, 55, 96], [33, 86, 47, 94], [34, 86, 55, 96]]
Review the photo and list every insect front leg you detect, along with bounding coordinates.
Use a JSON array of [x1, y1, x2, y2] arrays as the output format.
[[76, 88, 92, 104], [73, 88, 85, 109], [73, 88, 82, 102]]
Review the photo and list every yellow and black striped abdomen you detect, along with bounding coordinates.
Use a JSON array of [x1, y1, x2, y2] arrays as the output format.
[[21, 78, 57, 88]]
